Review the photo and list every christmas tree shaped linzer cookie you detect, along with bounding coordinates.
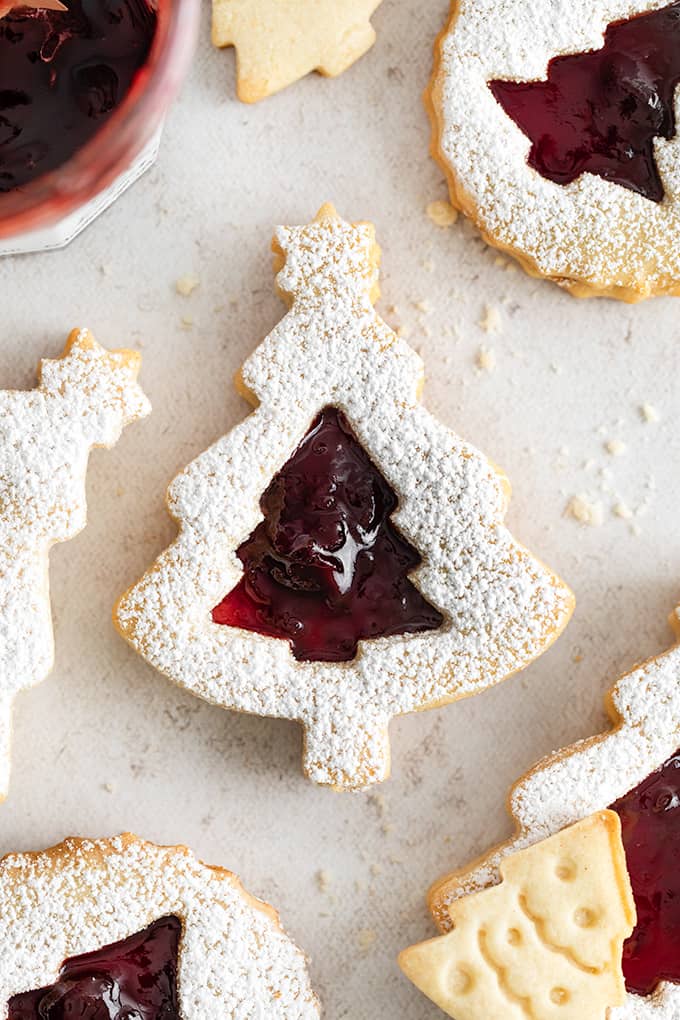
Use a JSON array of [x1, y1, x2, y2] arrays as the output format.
[[115, 204, 573, 791], [212, 0, 383, 102], [0, 328, 150, 801], [400, 812, 635, 1020], [428, 607, 680, 1016]]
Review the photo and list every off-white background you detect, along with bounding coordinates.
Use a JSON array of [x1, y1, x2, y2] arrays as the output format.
[[1, 1, 680, 1016]]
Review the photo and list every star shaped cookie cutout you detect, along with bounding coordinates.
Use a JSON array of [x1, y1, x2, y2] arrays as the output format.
[[115, 205, 573, 791], [212, 0, 384, 102], [428, 606, 680, 1017]]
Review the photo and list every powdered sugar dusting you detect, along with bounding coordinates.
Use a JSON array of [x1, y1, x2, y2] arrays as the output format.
[[431, 0, 680, 297], [430, 621, 680, 1018], [115, 207, 573, 791], [0, 329, 150, 800], [0, 835, 319, 1018]]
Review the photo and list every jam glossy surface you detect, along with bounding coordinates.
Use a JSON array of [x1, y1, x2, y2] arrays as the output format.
[[212, 406, 443, 662], [489, 1, 680, 201], [8, 915, 181, 1019], [611, 750, 680, 995], [0, 0, 157, 192]]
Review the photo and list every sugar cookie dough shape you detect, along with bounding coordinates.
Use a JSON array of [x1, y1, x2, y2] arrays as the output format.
[[0, 834, 320, 1018], [428, 0, 680, 301], [429, 607, 680, 1017], [212, 0, 383, 102], [400, 812, 636, 1020], [0, 329, 150, 801], [115, 204, 574, 792]]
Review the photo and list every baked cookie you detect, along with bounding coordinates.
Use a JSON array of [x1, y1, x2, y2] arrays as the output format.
[[213, 0, 383, 102], [400, 812, 636, 1020], [115, 204, 573, 792], [0, 328, 149, 801], [0, 833, 320, 1018], [428, 0, 680, 300], [428, 605, 680, 1016]]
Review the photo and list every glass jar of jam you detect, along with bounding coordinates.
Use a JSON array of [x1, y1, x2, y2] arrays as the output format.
[[0, 0, 199, 255]]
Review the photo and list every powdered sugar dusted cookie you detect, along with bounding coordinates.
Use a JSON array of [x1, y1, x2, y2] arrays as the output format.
[[115, 204, 573, 792], [429, 607, 680, 1016], [400, 812, 636, 1020], [212, 0, 383, 102], [0, 328, 150, 801], [428, 1, 680, 300], [0, 834, 320, 1018]]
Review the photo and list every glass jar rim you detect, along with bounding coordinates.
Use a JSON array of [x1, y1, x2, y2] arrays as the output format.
[[0, 0, 200, 240]]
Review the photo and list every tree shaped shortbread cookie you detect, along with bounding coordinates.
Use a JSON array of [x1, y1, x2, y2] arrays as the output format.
[[427, 607, 680, 1017], [400, 812, 636, 1020], [115, 205, 573, 791], [0, 329, 150, 800], [212, 0, 383, 102]]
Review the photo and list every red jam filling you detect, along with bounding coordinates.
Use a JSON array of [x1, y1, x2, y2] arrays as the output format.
[[0, 0, 157, 192], [610, 749, 680, 995], [489, 1, 680, 201], [212, 406, 443, 662], [8, 915, 181, 1019]]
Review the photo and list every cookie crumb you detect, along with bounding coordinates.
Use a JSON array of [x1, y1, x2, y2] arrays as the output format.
[[640, 403, 659, 423], [476, 347, 497, 373], [479, 304, 502, 334], [316, 869, 332, 894], [613, 501, 633, 520], [357, 928, 377, 953], [568, 495, 604, 527], [426, 199, 458, 228], [605, 439, 627, 456], [175, 274, 200, 297]]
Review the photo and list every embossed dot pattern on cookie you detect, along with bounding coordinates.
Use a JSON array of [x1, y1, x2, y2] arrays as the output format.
[[489, 1, 680, 201], [611, 749, 680, 995], [212, 405, 444, 662], [8, 915, 180, 1020]]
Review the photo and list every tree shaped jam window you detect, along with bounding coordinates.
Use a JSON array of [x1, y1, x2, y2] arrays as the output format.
[[212, 406, 444, 662], [489, 1, 680, 201], [611, 749, 680, 995], [8, 915, 181, 1020]]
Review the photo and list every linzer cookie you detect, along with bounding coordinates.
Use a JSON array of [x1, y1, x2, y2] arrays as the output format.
[[427, 606, 680, 1016], [0, 834, 320, 1018], [114, 204, 573, 791], [400, 812, 636, 1020], [213, 0, 383, 102], [428, 0, 680, 300], [0, 329, 149, 801]]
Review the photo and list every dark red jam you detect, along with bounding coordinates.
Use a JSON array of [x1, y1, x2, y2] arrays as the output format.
[[489, 1, 680, 201], [0, 0, 157, 192], [8, 915, 181, 1020], [610, 750, 680, 995], [212, 406, 444, 662]]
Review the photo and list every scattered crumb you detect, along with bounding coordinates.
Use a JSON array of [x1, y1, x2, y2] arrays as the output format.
[[476, 347, 497, 373], [180, 314, 194, 330], [479, 304, 502, 334], [102, 782, 114, 794], [370, 863, 382, 878], [395, 324, 410, 339], [640, 403, 660, 424], [357, 929, 377, 953], [175, 273, 200, 297], [572, 651, 583, 664], [630, 522, 642, 537], [413, 299, 431, 315], [494, 255, 507, 268], [422, 258, 435, 273], [568, 495, 604, 527], [316, 869, 333, 894], [426, 199, 458, 228], [613, 501, 633, 520], [605, 439, 627, 456]]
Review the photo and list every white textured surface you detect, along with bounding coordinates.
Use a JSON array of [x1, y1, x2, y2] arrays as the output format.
[[432, 0, 680, 295], [0, 835, 319, 1017], [115, 210, 571, 791], [0, 1, 679, 1016]]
